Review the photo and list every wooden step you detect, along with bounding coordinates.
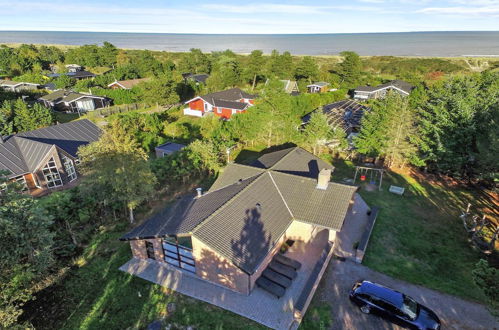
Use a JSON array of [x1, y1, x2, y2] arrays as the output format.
[[262, 268, 292, 288], [269, 260, 297, 279], [274, 253, 302, 270], [256, 276, 285, 298]]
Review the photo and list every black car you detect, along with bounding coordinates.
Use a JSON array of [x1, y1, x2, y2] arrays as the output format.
[[349, 280, 441, 330]]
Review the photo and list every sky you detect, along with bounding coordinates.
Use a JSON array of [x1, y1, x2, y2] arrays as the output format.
[[0, 0, 498, 34]]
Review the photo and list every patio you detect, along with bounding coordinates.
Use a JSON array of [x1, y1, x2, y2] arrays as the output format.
[[119, 229, 334, 330]]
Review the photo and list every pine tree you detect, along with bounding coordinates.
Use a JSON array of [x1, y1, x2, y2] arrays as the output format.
[[338, 51, 362, 86], [356, 92, 417, 168], [302, 111, 332, 155], [295, 56, 319, 83]]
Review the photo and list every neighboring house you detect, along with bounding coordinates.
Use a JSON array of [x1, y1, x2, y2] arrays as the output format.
[[307, 82, 329, 93], [183, 88, 257, 120], [155, 142, 186, 158], [353, 79, 414, 100], [107, 78, 150, 90], [0, 80, 40, 92], [303, 99, 370, 136], [47, 69, 96, 80], [182, 73, 209, 84], [0, 119, 101, 196], [121, 147, 357, 299], [65, 64, 82, 72], [38, 90, 110, 113]]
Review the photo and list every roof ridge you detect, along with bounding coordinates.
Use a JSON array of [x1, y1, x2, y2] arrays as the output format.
[[268, 171, 294, 219], [204, 163, 264, 193], [191, 172, 265, 234], [11, 136, 37, 173]]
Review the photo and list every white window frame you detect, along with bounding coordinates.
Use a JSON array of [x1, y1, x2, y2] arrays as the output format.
[[42, 157, 63, 188], [62, 155, 77, 182]]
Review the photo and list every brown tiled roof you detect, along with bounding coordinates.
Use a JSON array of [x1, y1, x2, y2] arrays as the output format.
[[209, 163, 264, 192], [251, 147, 333, 178], [121, 175, 259, 240], [193, 173, 293, 274], [122, 147, 356, 274]]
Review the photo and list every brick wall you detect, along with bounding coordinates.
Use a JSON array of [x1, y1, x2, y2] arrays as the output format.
[[130, 238, 165, 262], [191, 236, 250, 294]]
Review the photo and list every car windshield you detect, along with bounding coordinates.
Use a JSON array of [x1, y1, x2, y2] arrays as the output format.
[[401, 295, 418, 320]]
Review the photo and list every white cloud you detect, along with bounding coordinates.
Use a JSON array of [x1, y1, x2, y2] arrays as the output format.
[[419, 5, 499, 16]]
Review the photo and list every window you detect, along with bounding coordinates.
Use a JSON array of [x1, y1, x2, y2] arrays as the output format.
[[62, 155, 77, 181], [42, 157, 63, 188], [162, 236, 196, 273], [76, 98, 95, 111], [145, 241, 155, 260], [401, 295, 418, 320], [216, 107, 221, 114]]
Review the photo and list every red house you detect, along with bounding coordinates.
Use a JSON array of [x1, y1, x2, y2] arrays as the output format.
[[183, 88, 256, 120]]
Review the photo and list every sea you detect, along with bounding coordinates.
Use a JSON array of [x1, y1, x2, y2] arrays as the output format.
[[1, 31, 499, 57]]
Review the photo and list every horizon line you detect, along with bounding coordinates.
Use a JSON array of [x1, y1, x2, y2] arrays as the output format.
[[1, 29, 499, 36]]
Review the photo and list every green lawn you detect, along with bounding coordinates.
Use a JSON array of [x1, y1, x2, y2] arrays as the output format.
[[54, 112, 80, 123], [331, 158, 492, 304]]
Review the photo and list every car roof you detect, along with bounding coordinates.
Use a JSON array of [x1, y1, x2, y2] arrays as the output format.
[[359, 281, 404, 307]]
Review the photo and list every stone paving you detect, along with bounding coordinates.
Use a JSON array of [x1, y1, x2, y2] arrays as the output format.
[[120, 230, 331, 330], [334, 193, 371, 260]]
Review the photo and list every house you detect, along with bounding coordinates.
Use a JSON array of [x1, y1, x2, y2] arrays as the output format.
[[182, 73, 209, 84], [107, 78, 150, 90], [155, 142, 186, 158], [307, 82, 329, 93], [38, 90, 110, 113], [353, 80, 414, 100], [0, 80, 40, 93], [0, 119, 101, 196], [47, 66, 96, 80], [183, 88, 257, 120], [65, 64, 83, 72], [121, 147, 357, 307], [303, 99, 370, 136]]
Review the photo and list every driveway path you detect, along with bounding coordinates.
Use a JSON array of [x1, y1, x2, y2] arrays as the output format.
[[316, 259, 498, 330]]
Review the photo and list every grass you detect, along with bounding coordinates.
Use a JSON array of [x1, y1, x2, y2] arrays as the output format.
[[331, 158, 495, 304], [300, 303, 332, 330], [54, 112, 80, 123]]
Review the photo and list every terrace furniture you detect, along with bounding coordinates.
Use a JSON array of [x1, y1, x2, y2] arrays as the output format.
[[274, 253, 302, 270], [269, 260, 297, 279], [262, 268, 292, 288], [256, 276, 285, 298], [389, 185, 405, 196]]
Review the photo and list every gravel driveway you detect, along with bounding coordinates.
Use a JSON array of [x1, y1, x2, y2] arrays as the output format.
[[316, 259, 498, 330]]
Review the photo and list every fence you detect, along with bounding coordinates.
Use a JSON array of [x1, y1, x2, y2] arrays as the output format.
[[93, 103, 145, 117]]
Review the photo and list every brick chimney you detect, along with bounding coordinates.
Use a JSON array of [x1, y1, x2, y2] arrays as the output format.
[[316, 168, 331, 190]]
